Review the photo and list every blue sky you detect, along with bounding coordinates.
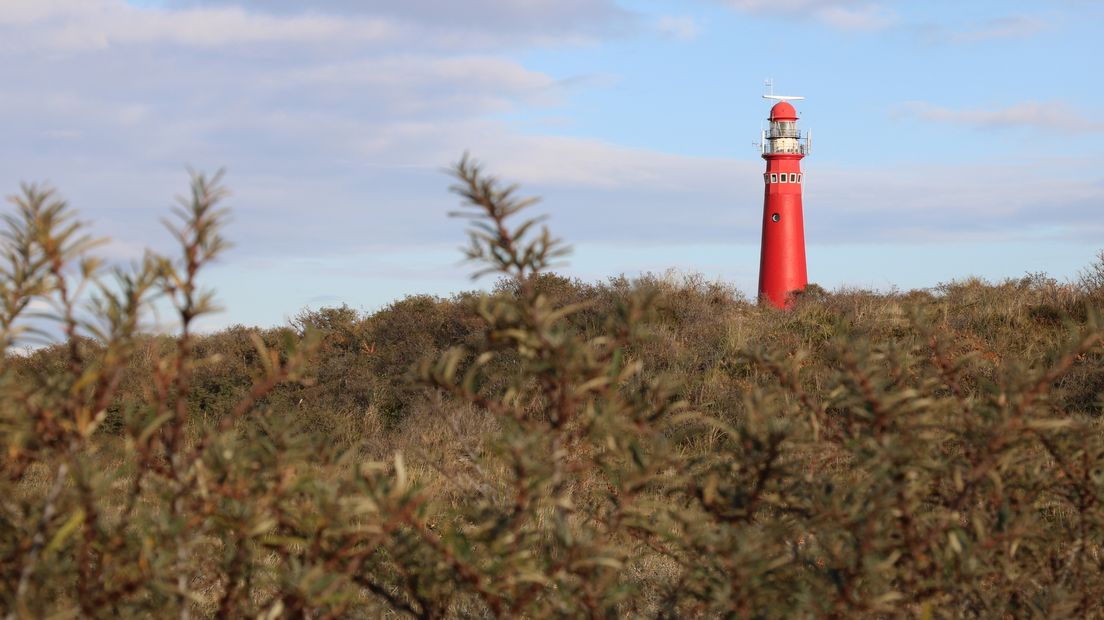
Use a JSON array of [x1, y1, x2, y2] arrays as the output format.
[[2, 0, 1101, 330]]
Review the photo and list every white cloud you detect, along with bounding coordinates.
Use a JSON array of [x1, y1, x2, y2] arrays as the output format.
[[473, 133, 748, 192], [656, 15, 701, 40], [42, 129, 83, 140], [815, 4, 897, 31], [723, 0, 831, 11], [169, 0, 634, 47], [0, 1, 400, 53], [0, 0, 632, 54], [275, 56, 560, 116], [1, 0, 1099, 276], [718, 0, 897, 31], [896, 101, 1104, 133], [0, 0, 106, 26], [719, 3, 1054, 38]]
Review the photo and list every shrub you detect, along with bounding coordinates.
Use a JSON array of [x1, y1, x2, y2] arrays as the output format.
[[2, 162, 1103, 617]]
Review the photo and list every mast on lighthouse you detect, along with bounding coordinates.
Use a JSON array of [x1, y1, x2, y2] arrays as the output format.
[[756, 90, 811, 308]]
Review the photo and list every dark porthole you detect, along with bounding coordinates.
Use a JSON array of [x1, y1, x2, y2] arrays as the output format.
[[771, 213, 781, 222]]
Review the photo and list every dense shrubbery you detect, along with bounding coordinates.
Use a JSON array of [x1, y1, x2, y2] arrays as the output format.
[[2, 162, 1103, 617]]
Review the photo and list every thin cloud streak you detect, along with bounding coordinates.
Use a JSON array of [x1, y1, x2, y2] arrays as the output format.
[[909, 14, 1053, 46], [946, 15, 1052, 43], [715, 0, 898, 31], [895, 100, 1104, 133]]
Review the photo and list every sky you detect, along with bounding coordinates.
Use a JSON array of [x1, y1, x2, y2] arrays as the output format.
[[2, 0, 1102, 330]]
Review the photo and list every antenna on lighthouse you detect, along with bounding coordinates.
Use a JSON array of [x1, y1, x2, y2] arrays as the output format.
[[762, 78, 805, 101]]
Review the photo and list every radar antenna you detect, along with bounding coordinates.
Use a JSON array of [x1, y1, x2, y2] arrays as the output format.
[[762, 78, 805, 101]]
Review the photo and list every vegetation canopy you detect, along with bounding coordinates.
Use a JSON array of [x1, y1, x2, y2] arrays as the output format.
[[2, 159, 1103, 618]]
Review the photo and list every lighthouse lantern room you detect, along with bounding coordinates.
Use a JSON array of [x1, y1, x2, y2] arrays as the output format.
[[757, 93, 811, 308]]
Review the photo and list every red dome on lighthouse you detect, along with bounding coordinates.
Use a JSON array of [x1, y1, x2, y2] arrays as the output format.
[[769, 101, 798, 121]]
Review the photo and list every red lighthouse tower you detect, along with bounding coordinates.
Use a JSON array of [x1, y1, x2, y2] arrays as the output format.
[[757, 94, 811, 308]]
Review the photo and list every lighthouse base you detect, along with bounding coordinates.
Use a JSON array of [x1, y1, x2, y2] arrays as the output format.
[[757, 191, 807, 309]]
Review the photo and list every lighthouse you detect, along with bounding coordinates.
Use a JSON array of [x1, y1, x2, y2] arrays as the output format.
[[757, 94, 811, 308]]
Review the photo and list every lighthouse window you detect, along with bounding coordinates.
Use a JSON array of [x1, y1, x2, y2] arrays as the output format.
[[789, 173, 797, 183], [779, 174, 787, 183], [797, 174, 803, 183], [770, 173, 778, 183], [771, 213, 781, 222], [773, 121, 797, 138]]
